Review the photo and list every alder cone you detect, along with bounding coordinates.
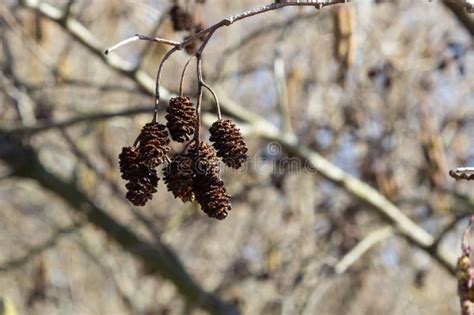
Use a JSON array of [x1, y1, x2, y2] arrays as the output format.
[[170, 4, 194, 31], [193, 163, 231, 220], [125, 166, 159, 206], [166, 96, 197, 142], [209, 119, 248, 169], [119, 146, 159, 206], [189, 142, 231, 220], [163, 154, 195, 202], [119, 146, 140, 181], [187, 142, 219, 175], [137, 122, 170, 168]]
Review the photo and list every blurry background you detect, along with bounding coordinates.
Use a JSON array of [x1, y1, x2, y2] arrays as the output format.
[[1, 0, 474, 314]]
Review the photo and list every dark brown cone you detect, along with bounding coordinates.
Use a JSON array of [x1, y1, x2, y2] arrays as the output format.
[[193, 169, 231, 220], [119, 146, 159, 206], [209, 119, 248, 169], [169, 4, 194, 31], [137, 122, 170, 168], [125, 167, 159, 206], [119, 146, 140, 181], [166, 96, 197, 142], [189, 142, 231, 220], [187, 142, 219, 175], [163, 154, 195, 202]]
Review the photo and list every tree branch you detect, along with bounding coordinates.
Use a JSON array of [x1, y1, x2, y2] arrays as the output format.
[[4, 105, 153, 135], [105, 1, 348, 56], [333, 226, 394, 274], [443, 0, 474, 36], [0, 222, 82, 272]]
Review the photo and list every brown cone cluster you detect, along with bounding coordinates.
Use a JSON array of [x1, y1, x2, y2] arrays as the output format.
[[166, 96, 197, 142], [190, 142, 231, 220], [169, 4, 194, 31], [117, 116, 239, 220], [209, 119, 248, 169], [119, 122, 170, 207]]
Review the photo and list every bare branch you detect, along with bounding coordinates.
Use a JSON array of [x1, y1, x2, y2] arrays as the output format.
[[153, 47, 179, 122], [194, 58, 204, 145], [443, 0, 474, 36], [4, 105, 154, 135], [0, 222, 82, 272], [201, 81, 221, 120], [104, 34, 181, 55], [462, 216, 474, 255], [179, 56, 195, 96], [60, 130, 163, 242], [104, 1, 347, 58], [334, 226, 394, 274], [450, 167, 474, 181], [138, 9, 170, 64]]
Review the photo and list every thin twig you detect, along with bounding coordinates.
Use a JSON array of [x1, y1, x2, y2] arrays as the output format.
[[4, 105, 153, 135], [104, 34, 180, 55], [462, 215, 474, 256], [201, 81, 221, 120], [138, 10, 169, 64], [193, 27, 221, 136], [0, 222, 82, 272], [74, 233, 140, 315], [102, 1, 347, 126], [449, 167, 474, 181], [179, 56, 195, 96], [194, 57, 204, 146], [105, 1, 347, 58], [153, 47, 179, 122], [60, 130, 164, 242], [334, 226, 394, 274]]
